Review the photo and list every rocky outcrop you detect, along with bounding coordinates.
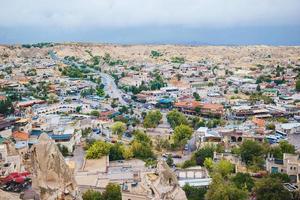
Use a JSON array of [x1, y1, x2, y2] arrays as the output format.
[[143, 160, 187, 200], [30, 133, 80, 200]]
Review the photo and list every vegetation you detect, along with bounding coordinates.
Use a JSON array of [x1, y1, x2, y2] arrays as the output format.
[[0, 98, 14, 116], [111, 121, 127, 139], [150, 50, 163, 58], [86, 141, 111, 159], [254, 177, 292, 200], [82, 183, 121, 200], [171, 56, 185, 64], [231, 173, 254, 191], [167, 110, 188, 129], [57, 144, 69, 157], [130, 130, 154, 160], [239, 140, 265, 168], [296, 79, 300, 92], [143, 110, 162, 128], [269, 140, 295, 159], [90, 110, 100, 117], [172, 124, 193, 149], [183, 184, 207, 200]]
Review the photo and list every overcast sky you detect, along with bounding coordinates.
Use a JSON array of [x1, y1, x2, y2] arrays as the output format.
[[0, 0, 300, 44]]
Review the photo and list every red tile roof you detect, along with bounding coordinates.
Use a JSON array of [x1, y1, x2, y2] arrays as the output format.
[[13, 131, 29, 141]]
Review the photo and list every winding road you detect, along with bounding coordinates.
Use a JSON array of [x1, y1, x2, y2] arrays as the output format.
[[49, 50, 127, 105]]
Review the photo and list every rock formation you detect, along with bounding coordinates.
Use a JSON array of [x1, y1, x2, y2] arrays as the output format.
[[143, 160, 187, 200], [30, 133, 80, 200]]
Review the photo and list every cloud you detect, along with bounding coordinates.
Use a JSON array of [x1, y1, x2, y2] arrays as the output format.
[[0, 0, 299, 29]]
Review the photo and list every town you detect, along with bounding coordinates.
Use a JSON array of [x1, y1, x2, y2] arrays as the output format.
[[0, 43, 300, 200]]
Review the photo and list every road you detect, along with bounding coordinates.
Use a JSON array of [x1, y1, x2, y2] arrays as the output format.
[[49, 50, 128, 106], [99, 72, 127, 105]]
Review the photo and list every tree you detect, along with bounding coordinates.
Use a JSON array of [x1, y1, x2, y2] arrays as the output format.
[[76, 106, 82, 113], [102, 183, 122, 200], [57, 144, 69, 157], [109, 143, 124, 161], [193, 145, 215, 166], [86, 141, 111, 159], [204, 157, 214, 172], [143, 110, 162, 128], [296, 79, 300, 92], [172, 124, 193, 149], [167, 110, 188, 129], [122, 147, 133, 160], [231, 173, 254, 192], [90, 110, 100, 117], [130, 140, 154, 159], [239, 140, 265, 166], [205, 173, 248, 200], [193, 92, 201, 101], [254, 177, 292, 200], [133, 130, 151, 144], [213, 159, 234, 178], [82, 189, 103, 200], [266, 123, 275, 130], [0, 99, 14, 116], [166, 154, 174, 167], [47, 93, 59, 104], [183, 184, 207, 200], [269, 140, 295, 159], [111, 122, 126, 139]]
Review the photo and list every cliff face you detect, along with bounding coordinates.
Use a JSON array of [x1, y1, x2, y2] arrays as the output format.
[[30, 133, 80, 200]]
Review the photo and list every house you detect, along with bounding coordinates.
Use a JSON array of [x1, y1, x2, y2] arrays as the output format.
[[266, 153, 300, 183], [240, 83, 258, 93], [174, 101, 224, 117], [279, 123, 300, 135], [263, 88, 278, 97]]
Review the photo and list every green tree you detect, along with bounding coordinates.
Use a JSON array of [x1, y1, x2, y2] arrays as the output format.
[[296, 79, 300, 92], [166, 154, 174, 167], [111, 121, 126, 139], [193, 145, 215, 166], [183, 184, 207, 200], [173, 124, 193, 149], [254, 177, 292, 200], [47, 93, 59, 104], [0, 99, 14, 116], [109, 143, 124, 161], [86, 141, 111, 159], [82, 189, 103, 200], [133, 130, 151, 144], [122, 147, 133, 160], [143, 110, 162, 128], [167, 110, 188, 129], [204, 157, 214, 172], [90, 110, 100, 117], [213, 159, 234, 178], [102, 183, 122, 200], [130, 140, 154, 159], [269, 140, 295, 159], [231, 173, 254, 192], [193, 92, 201, 101], [57, 144, 69, 157], [239, 140, 265, 166], [205, 174, 248, 200]]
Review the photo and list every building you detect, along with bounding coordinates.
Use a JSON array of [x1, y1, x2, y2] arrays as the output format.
[[174, 101, 224, 117], [266, 153, 300, 183]]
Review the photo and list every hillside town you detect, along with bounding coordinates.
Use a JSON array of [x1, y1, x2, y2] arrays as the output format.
[[0, 43, 300, 200]]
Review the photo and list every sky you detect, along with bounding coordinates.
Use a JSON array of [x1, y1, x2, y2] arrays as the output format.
[[0, 0, 300, 45]]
